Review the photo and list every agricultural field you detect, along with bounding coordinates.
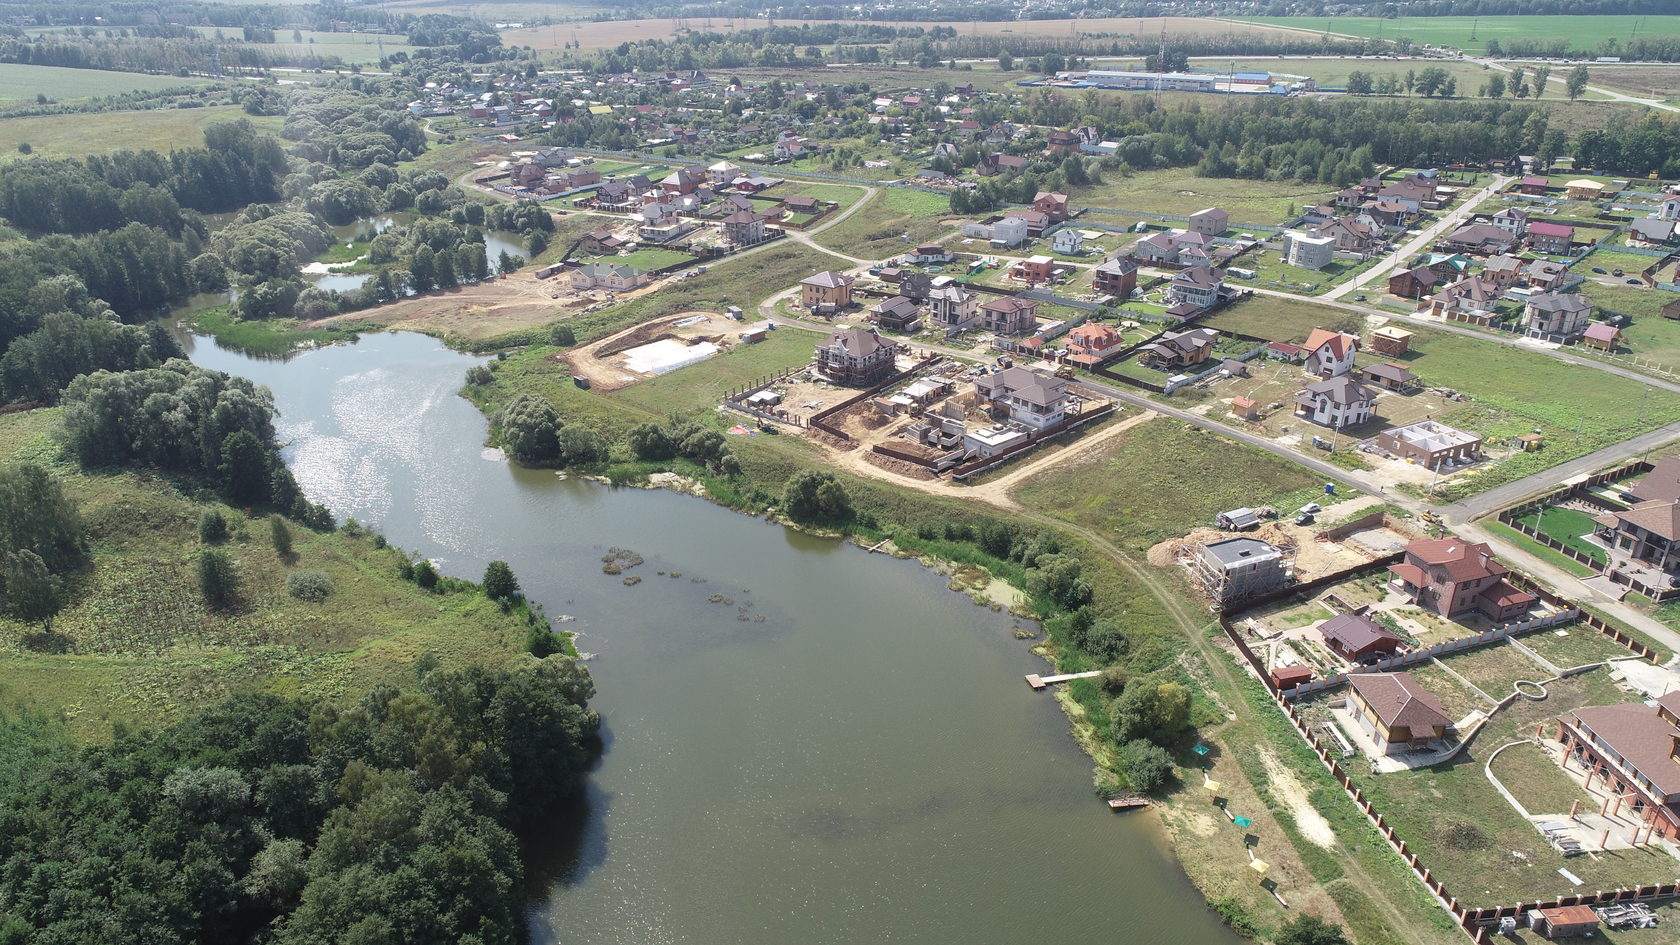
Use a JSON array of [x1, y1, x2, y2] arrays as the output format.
[[1231, 15, 1680, 57], [182, 27, 417, 63], [1012, 418, 1323, 551], [0, 63, 212, 103], [0, 105, 282, 159], [1073, 168, 1333, 226], [0, 408, 532, 743]]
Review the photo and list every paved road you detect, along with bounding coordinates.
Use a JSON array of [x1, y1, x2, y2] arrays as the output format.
[[1321, 175, 1509, 300], [1441, 419, 1680, 522]]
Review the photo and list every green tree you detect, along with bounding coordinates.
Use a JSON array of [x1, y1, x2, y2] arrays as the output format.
[[220, 430, 271, 505], [1024, 553, 1092, 609], [483, 560, 519, 601], [549, 323, 575, 346], [1345, 71, 1372, 95], [1566, 64, 1589, 101], [4, 549, 61, 630], [198, 508, 229, 543], [1120, 739, 1174, 792], [269, 515, 293, 559], [0, 462, 84, 573], [1533, 64, 1552, 99], [626, 422, 676, 461], [1483, 73, 1505, 99], [496, 393, 562, 465], [413, 558, 439, 590], [1109, 678, 1192, 746], [1275, 914, 1350, 945], [198, 548, 240, 607], [781, 470, 852, 523]]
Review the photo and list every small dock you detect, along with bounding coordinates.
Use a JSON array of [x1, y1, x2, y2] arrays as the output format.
[[1107, 795, 1151, 811], [1025, 670, 1104, 690]]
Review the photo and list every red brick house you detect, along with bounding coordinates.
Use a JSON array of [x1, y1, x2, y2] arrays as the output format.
[[1063, 322, 1124, 365], [1045, 129, 1080, 156], [1347, 672, 1454, 754], [1092, 256, 1138, 297], [1555, 691, 1680, 841], [1032, 191, 1070, 222], [1388, 538, 1537, 622]]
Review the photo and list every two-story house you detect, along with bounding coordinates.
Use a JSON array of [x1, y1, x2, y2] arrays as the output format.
[[801, 271, 855, 314], [1188, 207, 1228, 236], [1302, 328, 1359, 378], [975, 366, 1069, 431], [1092, 256, 1138, 297], [926, 285, 979, 332], [1063, 322, 1124, 365], [978, 296, 1039, 336], [1593, 500, 1680, 574], [1527, 221, 1575, 255], [721, 210, 766, 247], [1523, 291, 1593, 340], [815, 328, 895, 386], [1296, 376, 1377, 428], [1137, 328, 1218, 372], [1032, 191, 1070, 222], [1555, 692, 1680, 842], [1387, 538, 1537, 622], [1167, 266, 1223, 311]]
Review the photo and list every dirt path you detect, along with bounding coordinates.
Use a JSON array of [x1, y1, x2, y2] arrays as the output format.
[[1258, 746, 1338, 849]]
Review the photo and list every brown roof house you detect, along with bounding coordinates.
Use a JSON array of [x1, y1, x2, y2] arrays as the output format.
[[1626, 455, 1680, 505], [978, 296, 1039, 336], [1188, 207, 1228, 236], [1347, 672, 1455, 755], [1440, 223, 1518, 256], [801, 270, 855, 315], [1593, 500, 1680, 575], [1296, 376, 1377, 429], [1388, 265, 1441, 300], [1137, 328, 1217, 372], [1554, 690, 1680, 842], [1388, 538, 1537, 623], [1166, 265, 1223, 311], [1358, 361, 1419, 391], [1302, 328, 1359, 378], [975, 366, 1069, 431], [815, 328, 894, 386], [1032, 191, 1070, 222], [1319, 613, 1404, 663], [1523, 291, 1592, 341], [1092, 256, 1138, 297]]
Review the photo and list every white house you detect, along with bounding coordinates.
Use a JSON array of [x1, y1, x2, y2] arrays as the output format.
[[1297, 376, 1377, 428], [989, 216, 1029, 248], [1051, 228, 1085, 255], [1284, 231, 1336, 271], [1302, 328, 1359, 378]]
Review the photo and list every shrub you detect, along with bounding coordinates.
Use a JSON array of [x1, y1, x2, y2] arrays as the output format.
[[465, 365, 494, 386], [549, 323, 575, 346], [482, 560, 519, 601], [413, 559, 438, 590], [1119, 739, 1174, 793], [198, 508, 229, 544], [286, 570, 333, 602], [198, 549, 240, 607], [270, 515, 293, 558], [781, 470, 852, 524]]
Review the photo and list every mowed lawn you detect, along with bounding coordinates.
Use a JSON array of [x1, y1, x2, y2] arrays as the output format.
[[616, 326, 823, 415], [1072, 168, 1335, 226], [0, 105, 282, 159], [0, 63, 212, 103], [1232, 15, 1680, 56], [1012, 418, 1321, 551]]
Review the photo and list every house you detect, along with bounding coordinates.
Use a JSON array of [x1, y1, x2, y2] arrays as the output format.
[[783, 195, 822, 216], [638, 201, 694, 242], [721, 210, 766, 247], [897, 271, 933, 300], [1520, 175, 1548, 195], [1489, 206, 1529, 236], [1583, 321, 1621, 351], [1359, 361, 1419, 391], [1266, 341, 1305, 363], [978, 296, 1040, 336], [1480, 254, 1525, 288], [1376, 420, 1482, 469], [1564, 179, 1605, 201], [1137, 328, 1218, 371], [1313, 217, 1376, 255], [1439, 223, 1518, 256], [1285, 231, 1336, 271], [1388, 538, 1536, 622], [1167, 266, 1223, 310], [1631, 217, 1675, 246], [1524, 291, 1593, 340], [1430, 276, 1503, 320], [976, 153, 1028, 177], [773, 137, 805, 160], [927, 285, 979, 332], [1524, 259, 1569, 291], [1063, 323, 1124, 363], [1346, 672, 1454, 755], [579, 227, 626, 254], [869, 296, 922, 333], [1302, 328, 1359, 378], [1092, 256, 1138, 297], [816, 328, 895, 386], [659, 164, 708, 195], [1004, 208, 1051, 237], [800, 271, 855, 314], [1051, 228, 1085, 255], [1032, 191, 1070, 222], [904, 243, 953, 265], [1388, 265, 1441, 300], [1188, 207, 1228, 237], [1659, 194, 1680, 222], [988, 216, 1029, 248], [1044, 129, 1081, 155], [1527, 220, 1575, 255], [1370, 325, 1412, 356], [569, 262, 649, 292], [1230, 396, 1260, 420], [975, 366, 1069, 431], [1626, 456, 1680, 505], [1319, 613, 1403, 663], [1197, 537, 1290, 605], [1012, 255, 1054, 284], [1296, 376, 1377, 428], [1554, 692, 1680, 842], [707, 160, 742, 187], [1593, 500, 1680, 573], [592, 179, 645, 211]]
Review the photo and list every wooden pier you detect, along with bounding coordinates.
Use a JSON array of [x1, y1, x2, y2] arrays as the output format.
[[1107, 796, 1151, 811], [1025, 670, 1104, 690]]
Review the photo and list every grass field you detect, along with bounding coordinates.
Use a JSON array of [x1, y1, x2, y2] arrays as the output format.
[[617, 327, 822, 415], [817, 187, 956, 260], [778, 181, 867, 211], [1521, 624, 1646, 670], [0, 105, 282, 159], [183, 27, 416, 64], [1514, 506, 1606, 565], [0, 63, 212, 103], [1212, 57, 1493, 90], [1200, 294, 1362, 341], [0, 407, 534, 742], [1012, 418, 1322, 551], [1074, 168, 1332, 226], [1484, 522, 1598, 579], [1232, 15, 1680, 57]]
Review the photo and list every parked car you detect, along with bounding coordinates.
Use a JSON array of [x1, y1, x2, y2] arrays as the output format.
[[1628, 278, 1644, 285], [1353, 293, 1368, 302], [1613, 268, 1625, 276], [1591, 266, 1608, 274], [1294, 512, 1316, 526]]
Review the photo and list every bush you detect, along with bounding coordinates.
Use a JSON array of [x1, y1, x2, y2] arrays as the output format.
[[1275, 914, 1349, 945], [1119, 739, 1174, 792], [286, 570, 332, 602], [496, 394, 562, 465], [482, 560, 518, 601], [198, 549, 240, 607], [465, 365, 494, 386], [270, 515, 293, 558], [198, 509, 228, 544], [1109, 677, 1192, 747], [413, 559, 438, 590], [1024, 553, 1091, 609], [781, 470, 852, 524], [549, 323, 575, 347]]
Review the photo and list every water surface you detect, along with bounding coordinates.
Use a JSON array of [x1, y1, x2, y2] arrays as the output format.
[[186, 331, 1241, 945]]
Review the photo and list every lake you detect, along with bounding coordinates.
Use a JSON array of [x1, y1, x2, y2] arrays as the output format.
[[185, 330, 1241, 945]]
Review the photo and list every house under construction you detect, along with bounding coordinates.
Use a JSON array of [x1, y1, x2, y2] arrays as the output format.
[[1187, 536, 1293, 606]]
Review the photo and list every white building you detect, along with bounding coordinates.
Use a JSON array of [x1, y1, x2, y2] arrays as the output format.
[[1285, 231, 1336, 271], [1051, 228, 1085, 254]]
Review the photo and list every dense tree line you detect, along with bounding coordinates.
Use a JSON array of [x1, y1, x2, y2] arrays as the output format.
[[0, 654, 598, 944], [281, 89, 426, 170], [0, 276, 183, 403], [1575, 114, 1680, 178]]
